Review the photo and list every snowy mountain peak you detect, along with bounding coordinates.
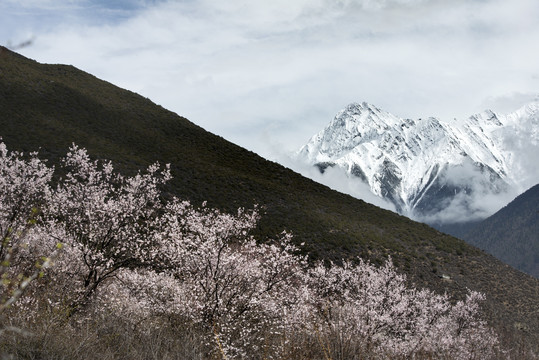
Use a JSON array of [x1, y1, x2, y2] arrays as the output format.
[[297, 100, 539, 224], [468, 109, 503, 127]]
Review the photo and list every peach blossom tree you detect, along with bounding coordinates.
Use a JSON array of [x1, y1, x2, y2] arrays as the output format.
[[0, 141, 501, 359]]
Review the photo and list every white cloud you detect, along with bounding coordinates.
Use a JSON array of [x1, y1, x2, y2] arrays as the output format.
[[5, 0, 537, 142], [278, 155, 398, 212], [413, 160, 520, 224], [418, 184, 519, 224], [481, 92, 539, 117]]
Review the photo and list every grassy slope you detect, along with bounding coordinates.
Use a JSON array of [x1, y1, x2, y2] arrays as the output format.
[[1, 46, 538, 347]]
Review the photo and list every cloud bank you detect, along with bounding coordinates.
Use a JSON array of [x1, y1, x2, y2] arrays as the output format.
[[1, 0, 538, 157], [417, 161, 520, 224], [278, 154, 398, 212]]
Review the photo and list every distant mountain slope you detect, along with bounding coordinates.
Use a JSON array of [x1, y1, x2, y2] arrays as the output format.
[[297, 101, 539, 224], [1, 46, 538, 349], [461, 184, 539, 278]]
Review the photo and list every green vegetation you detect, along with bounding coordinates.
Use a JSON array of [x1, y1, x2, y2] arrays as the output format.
[[1, 46, 538, 353]]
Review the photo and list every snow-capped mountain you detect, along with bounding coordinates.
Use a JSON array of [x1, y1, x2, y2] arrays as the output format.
[[297, 100, 539, 224]]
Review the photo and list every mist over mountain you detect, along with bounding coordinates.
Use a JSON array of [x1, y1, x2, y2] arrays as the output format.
[[297, 100, 539, 226], [460, 184, 539, 278]]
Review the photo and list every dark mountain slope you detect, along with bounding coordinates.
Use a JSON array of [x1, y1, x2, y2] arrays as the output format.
[[462, 184, 539, 278], [1, 46, 538, 348]]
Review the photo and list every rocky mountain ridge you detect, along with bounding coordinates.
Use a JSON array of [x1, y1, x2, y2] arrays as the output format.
[[298, 100, 539, 224]]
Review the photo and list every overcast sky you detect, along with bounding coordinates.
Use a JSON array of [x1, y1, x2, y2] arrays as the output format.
[[2, 0, 538, 161]]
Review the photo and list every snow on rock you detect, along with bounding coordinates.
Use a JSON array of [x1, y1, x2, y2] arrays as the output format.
[[297, 100, 539, 223]]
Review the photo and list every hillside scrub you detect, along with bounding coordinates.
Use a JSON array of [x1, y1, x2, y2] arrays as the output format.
[[1, 142, 504, 359]]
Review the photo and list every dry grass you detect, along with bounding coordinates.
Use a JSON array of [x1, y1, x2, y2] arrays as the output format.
[[2, 305, 537, 360]]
